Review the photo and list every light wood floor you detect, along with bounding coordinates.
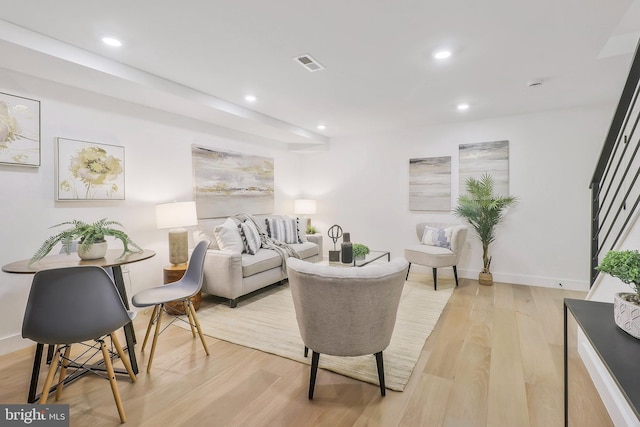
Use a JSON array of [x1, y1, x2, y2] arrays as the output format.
[[0, 277, 614, 426]]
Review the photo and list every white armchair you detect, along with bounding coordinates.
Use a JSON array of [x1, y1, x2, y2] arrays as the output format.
[[404, 223, 468, 290]]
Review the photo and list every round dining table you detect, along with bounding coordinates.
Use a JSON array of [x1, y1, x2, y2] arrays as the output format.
[[2, 249, 155, 402]]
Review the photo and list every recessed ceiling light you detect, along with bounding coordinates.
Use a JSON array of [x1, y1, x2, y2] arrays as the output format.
[[317, 124, 326, 130], [244, 95, 257, 102], [433, 50, 452, 60], [101, 37, 122, 47], [457, 103, 470, 111]]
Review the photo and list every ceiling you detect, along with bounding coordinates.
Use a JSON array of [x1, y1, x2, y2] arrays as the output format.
[[0, 0, 639, 148]]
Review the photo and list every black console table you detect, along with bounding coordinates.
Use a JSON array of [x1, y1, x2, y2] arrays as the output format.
[[564, 298, 640, 426]]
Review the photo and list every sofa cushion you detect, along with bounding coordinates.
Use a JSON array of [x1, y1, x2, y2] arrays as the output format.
[[239, 221, 261, 255], [289, 242, 319, 260], [214, 217, 244, 253], [265, 217, 301, 244], [242, 248, 283, 277]]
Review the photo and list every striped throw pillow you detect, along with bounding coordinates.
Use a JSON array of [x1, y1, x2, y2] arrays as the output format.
[[239, 221, 262, 255], [265, 218, 300, 244]]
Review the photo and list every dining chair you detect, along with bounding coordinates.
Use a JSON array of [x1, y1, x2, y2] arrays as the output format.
[[131, 239, 210, 373], [22, 266, 137, 424], [286, 257, 409, 399]]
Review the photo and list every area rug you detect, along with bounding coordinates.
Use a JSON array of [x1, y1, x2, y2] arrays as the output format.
[[176, 277, 453, 391]]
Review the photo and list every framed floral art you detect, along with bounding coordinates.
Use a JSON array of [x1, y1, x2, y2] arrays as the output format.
[[0, 92, 41, 167], [56, 138, 125, 200]]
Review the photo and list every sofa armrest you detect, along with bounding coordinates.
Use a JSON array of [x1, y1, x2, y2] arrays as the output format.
[[306, 234, 323, 260], [201, 249, 244, 299]]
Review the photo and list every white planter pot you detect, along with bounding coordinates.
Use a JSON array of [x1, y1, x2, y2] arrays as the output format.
[[78, 241, 108, 260], [613, 292, 640, 339]]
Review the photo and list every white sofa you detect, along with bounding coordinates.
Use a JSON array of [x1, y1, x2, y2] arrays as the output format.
[[194, 215, 323, 307]]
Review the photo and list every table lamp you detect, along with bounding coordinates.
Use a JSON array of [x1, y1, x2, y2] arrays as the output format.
[[294, 199, 316, 230], [156, 201, 198, 265]]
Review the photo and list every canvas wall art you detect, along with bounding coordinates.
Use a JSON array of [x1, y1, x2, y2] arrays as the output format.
[[409, 156, 451, 211], [57, 138, 125, 200], [459, 140, 509, 196], [0, 92, 40, 166], [192, 145, 274, 218]]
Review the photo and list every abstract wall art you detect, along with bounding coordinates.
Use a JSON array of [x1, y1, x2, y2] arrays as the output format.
[[459, 140, 509, 196], [409, 156, 451, 211], [192, 145, 274, 218], [57, 138, 125, 200], [0, 92, 40, 167]]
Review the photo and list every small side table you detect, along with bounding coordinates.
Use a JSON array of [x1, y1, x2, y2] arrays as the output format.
[[163, 264, 202, 315]]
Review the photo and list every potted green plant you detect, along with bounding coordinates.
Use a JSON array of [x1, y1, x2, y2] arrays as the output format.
[[352, 243, 370, 260], [306, 225, 318, 235], [454, 173, 518, 286], [597, 249, 640, 339], [30, 218, 142, 264]]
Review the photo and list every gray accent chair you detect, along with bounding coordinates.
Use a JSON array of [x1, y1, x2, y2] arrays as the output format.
[[286, 257, 409, 399], [132, 239, 210, 373], [404, 223, 468, 290], [22, 266, 137, 423]]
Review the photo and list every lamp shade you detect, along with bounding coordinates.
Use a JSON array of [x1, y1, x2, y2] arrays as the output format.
[[156, 201, 198, 229], [294, 199, 317, 215]]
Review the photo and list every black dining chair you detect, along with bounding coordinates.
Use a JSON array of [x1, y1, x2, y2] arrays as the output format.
[[22, 266, 137, 423]]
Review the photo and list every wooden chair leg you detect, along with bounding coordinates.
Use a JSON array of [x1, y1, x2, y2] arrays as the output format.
[[375, 351, 386, 397], [304, 346, 309, 358], [55, 345, 72, 400], [405, 263, 411, 281], [99, 339, 126, 423], [110, 333, 136, 383], [432, 268, 438, 291], [187, 301, 209, 355], [39, 345, 60, 404], [309, 351, 320, 400], [147, 304, 164, 373], [184, 300, 196, 337], [141, 305, 159, 351], [453, 265, 459, 287]]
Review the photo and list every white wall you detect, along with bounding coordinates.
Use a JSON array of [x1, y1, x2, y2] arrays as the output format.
[[300, 107, 613, 290], [0, 69, 303, 354]]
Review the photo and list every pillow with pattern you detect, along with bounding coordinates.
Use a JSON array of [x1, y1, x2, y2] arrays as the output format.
[[239, 221, 261, 255], [265, 217, 300, 244], [421, 226, 453, 250]]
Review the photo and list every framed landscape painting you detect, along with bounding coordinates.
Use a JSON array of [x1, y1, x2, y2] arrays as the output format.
[[459, 140, 509, 196], [192, 145, 274, 218], [0, 92, 40, 166], [409, 156, 451, 211], [57, 138, 125, 200]]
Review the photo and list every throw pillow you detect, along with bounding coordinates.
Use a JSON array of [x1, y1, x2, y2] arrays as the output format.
[[265, 217, 300, 244], [296, 217, 308, 243], [421, 226, 453, 250], [239, 221, 262, 255], [214, 217, 244, 253]]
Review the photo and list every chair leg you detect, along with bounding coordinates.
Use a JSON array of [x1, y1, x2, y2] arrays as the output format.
[[304, 346, 309, 358], [432, 268, 438, 291], [147, 304, 164, 373], [184, 300, 197, 337], [141, 305, 159, 351], [375, 351, 386, 397], [55, 345, 72, 400], [309, 351, 320, 400], [187, 301, 210, 356], [453, 265, 459, 287], [39, 345, 60, 404], [110, 333, 137, 383], [99, 339, 127, 423], [406, 263, 411, 281]]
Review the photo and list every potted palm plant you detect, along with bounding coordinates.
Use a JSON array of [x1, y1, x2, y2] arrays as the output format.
[[454, 173, 518, 285], [30, 218, 142, 265], [596, 249, 640, 339]]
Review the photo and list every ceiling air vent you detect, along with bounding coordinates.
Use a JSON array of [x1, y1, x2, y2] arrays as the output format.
[[294, 54, 325, 72]]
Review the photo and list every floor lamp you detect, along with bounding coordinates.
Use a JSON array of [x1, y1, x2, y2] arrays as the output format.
[[156, 201, 198, 265]]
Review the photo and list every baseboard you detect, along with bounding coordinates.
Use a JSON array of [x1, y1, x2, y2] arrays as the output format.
[[0, 333, 32, 356], [577, 331, 640, 426], [457, 268, 588, 291]]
